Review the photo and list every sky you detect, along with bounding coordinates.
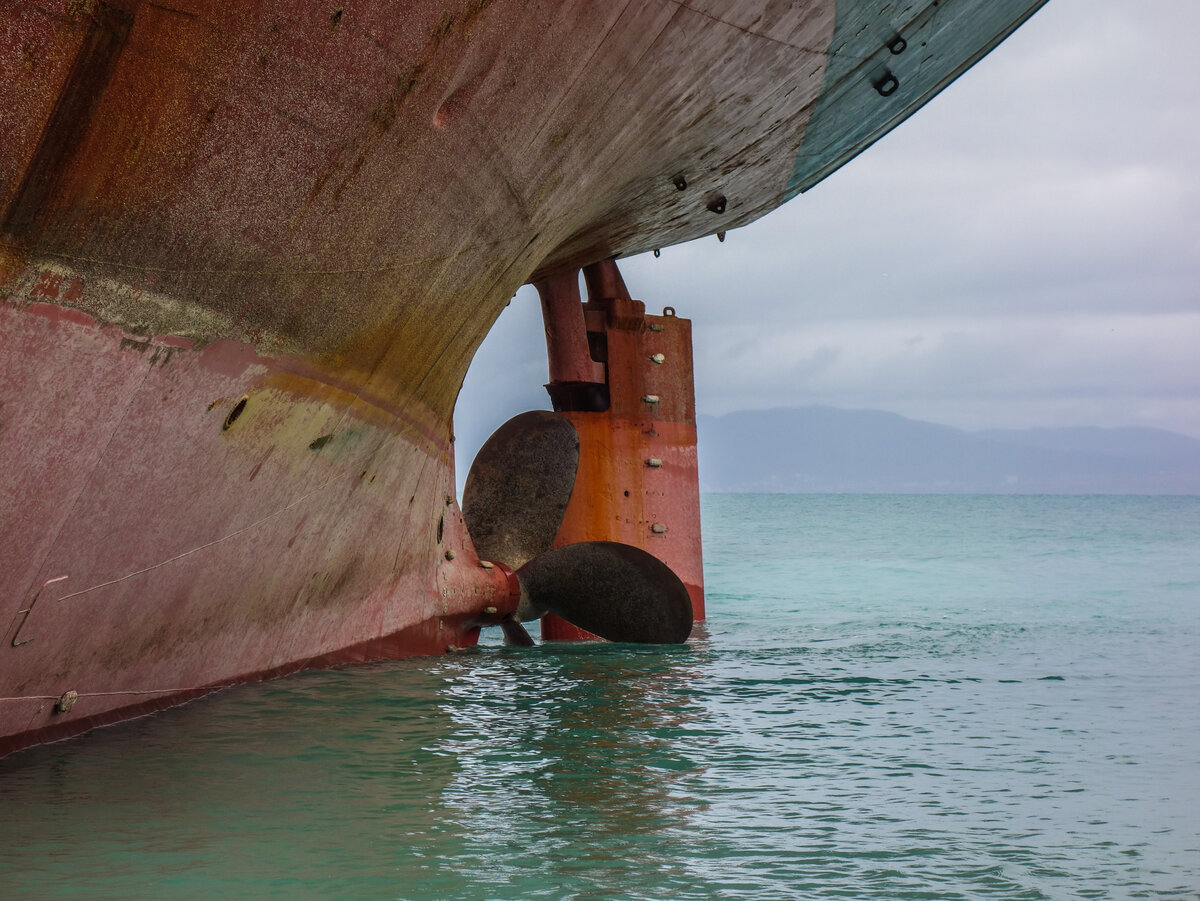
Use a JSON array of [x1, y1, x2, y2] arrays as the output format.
[[454, 0, 1200, 480]]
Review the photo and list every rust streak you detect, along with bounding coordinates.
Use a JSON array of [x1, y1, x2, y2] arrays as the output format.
[[1, 3, 135, 239]]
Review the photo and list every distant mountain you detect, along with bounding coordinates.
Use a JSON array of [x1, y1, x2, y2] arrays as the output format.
[[973, 426, 1200, 463], [696, 407, 1200, 494]]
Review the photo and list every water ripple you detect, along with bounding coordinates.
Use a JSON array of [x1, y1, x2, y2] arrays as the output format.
[[2, 496, 1198, 899]]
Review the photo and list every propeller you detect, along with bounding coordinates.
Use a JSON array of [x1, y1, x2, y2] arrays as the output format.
[[462, 410, 579, 571], [462, 411, 693, 644], [516, 542, 693, 645], [499, 616, 537, 647]]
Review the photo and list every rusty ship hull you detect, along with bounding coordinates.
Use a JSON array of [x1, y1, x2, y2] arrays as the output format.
[[0, 0, 1047, 755]]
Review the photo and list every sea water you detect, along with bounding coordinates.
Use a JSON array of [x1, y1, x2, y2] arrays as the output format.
[[1, 495, 1197, 900]]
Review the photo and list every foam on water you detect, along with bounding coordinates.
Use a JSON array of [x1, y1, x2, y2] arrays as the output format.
[[2, 496, 1197, 899]]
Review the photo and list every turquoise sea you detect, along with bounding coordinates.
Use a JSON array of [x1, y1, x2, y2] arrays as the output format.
[[2, 495, 1198, 900]]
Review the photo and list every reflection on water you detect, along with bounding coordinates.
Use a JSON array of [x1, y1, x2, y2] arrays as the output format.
[[0, 640, 720, 900], [2, 496, 1198, 899], [433, 640, 711, 898], [0, 665, 469, 897]]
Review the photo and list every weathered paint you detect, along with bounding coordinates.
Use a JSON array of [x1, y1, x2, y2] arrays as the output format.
[[0, 298, 517, 756], [536, 270, 605, 389], [788, 0, 1050, 195], [539, 264, 704, 641], [0, 0, 846, 405], [1, 0, 1048, 753]]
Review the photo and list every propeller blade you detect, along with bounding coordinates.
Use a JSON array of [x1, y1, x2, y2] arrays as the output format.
[[516, 542, 693, 644], [499, 616, 536, 647], [462, 411, 579, 570]]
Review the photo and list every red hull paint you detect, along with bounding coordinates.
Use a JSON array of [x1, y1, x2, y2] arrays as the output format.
[[1, 1, 1049, 753], [0, 298, 517, 757]]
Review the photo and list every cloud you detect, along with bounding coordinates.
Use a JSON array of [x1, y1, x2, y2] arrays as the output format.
[[691, 310, 1200, 406], [456, 0, 1200, 485]]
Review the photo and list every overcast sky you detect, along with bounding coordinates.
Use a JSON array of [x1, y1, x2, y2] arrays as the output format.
[[455, 0, 1200, 479]]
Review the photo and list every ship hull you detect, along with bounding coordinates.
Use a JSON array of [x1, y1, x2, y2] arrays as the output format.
[[2, 0, 1048, 754], [1, 297, 516, 756]]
